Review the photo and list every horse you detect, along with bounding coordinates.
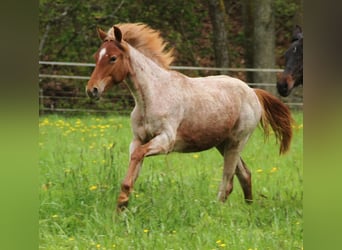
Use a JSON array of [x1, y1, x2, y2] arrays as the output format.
[[277, 25, 303, 97], [86, 23, 293, 211]]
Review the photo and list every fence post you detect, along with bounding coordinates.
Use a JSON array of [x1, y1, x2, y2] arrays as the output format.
[[39, 88, 44, 115]]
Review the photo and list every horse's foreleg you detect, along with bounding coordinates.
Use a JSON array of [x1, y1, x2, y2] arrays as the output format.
[[235, 157, 253, 203], [117, 140, 144, 211], [117, 133, 174, 211]]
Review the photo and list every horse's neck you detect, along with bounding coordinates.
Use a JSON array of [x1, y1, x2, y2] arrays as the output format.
[[126, 45, 170, 109]]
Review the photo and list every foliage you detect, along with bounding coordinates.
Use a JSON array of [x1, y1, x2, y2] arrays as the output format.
[[39, 112, 303, 249], [39, 0, 302, 111], [39, 0, 207, 65]]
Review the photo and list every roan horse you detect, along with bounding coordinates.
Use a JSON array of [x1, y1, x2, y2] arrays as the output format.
[[86, 23, 293, 211], [277, 25, 303, 97]]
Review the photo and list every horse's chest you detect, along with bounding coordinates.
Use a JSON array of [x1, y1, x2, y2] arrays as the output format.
[[135, 118, 163, 142]]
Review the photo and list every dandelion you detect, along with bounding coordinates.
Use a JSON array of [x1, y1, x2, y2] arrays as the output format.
[[69, 237, 74, 241], [256, 169, 263, 173], [216, 240, 226, 248], [143, 229, 149, 233], [89, 185, 98, 191], [96, 243, 101, 249], [270, 167, 278, 173], [193, 154, 199, 159]]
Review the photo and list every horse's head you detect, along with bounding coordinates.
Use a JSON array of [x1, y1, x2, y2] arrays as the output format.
[[86, 26, 130, 99], [277, 25, 303, 97]]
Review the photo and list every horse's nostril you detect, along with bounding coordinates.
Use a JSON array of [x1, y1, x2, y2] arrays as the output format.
[[86, 87, 99, 99]]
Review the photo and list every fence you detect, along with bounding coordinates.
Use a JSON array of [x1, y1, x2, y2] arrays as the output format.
[[39, 61, 303, 115]]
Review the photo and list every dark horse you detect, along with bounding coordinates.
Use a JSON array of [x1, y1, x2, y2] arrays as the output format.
[[277, 25, 303, 97]]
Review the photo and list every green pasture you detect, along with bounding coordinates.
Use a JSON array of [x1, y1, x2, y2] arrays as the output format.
[[39, 112, 303, 250]]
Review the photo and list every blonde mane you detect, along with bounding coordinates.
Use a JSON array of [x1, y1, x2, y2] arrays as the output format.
[[107, 23, 174, 69]]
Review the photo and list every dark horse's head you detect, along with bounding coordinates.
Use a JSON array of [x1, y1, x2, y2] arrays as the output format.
[[277, 25, 303, 97]]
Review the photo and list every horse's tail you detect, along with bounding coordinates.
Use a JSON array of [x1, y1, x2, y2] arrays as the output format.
[[254, 88, 293, 154]]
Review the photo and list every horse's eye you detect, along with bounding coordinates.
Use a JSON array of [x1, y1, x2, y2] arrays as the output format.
[[110, 56, 117, 63]]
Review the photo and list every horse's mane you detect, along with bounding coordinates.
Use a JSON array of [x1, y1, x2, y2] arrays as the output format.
[[107, 23, 174, 69]]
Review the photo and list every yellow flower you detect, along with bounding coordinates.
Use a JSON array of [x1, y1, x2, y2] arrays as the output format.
[[216, 240, 222, 244], [143, 229, 149, 233], [220, 243, 226, 248], [270, 167, 278, 173], [192, 154, 199, 159], [96, 244, 101, 249], [256, 169, 263, 173], [89, 185, 98, 191]]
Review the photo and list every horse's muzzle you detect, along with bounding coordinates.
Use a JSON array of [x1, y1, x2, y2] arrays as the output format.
[[277, 82, 290, 97], [86, 87, 100, 100]]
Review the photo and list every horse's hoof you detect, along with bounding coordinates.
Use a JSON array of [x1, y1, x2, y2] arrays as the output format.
[[117, 200, 129, 212], [245, 198, 253, 204]]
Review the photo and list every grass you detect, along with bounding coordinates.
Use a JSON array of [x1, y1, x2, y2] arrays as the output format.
[[39, 112, 303, 250]]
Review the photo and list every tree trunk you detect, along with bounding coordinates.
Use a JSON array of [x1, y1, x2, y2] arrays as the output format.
[[208, 0, 229, 74], [294, 0, 304, 27], [253, 0, 275, 94], [242, 0, 254, 83]]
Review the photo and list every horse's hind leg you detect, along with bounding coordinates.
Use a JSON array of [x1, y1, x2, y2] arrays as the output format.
[[216, 140, 251, 202], [217, 144, 240, 202], [236, 157, 253, 203]]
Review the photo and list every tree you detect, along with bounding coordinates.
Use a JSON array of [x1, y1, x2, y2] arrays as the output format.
[[242, 0, 254, 83], [208, 0, 229, 74], [253, 0, 276, 94]]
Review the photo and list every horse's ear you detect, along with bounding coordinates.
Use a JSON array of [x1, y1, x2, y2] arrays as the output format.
[[113, 26, 122, 43], [97, 27, 108, 41], [293, 25, 303, 40]]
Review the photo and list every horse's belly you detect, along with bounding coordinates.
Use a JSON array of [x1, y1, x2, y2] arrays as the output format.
[[173, 129, 229, 153]]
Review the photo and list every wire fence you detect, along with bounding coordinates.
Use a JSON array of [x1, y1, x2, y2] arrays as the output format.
[[39, 61, 303, 115]]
